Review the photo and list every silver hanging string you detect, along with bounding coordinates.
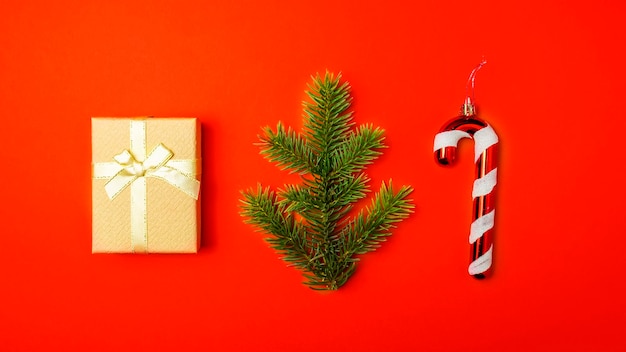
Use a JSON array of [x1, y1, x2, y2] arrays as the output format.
[[462, 58, 487, 116]]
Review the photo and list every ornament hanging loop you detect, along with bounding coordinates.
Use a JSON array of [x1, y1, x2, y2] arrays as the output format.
[[462, 59, 487, 116]]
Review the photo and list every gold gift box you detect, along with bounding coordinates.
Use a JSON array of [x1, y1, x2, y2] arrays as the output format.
[[91, 117, 201, 253]]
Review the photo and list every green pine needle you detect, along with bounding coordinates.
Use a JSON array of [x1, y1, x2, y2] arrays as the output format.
[[240, 72, 414, 290]]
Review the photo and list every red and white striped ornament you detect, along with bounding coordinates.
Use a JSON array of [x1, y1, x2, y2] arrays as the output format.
[[433, 60, 499, 278]]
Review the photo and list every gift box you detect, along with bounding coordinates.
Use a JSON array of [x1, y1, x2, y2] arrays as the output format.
[[92, 117, 201, 253]]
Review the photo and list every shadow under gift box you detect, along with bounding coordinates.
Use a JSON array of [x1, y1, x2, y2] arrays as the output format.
[[91, 117, 201, 253]]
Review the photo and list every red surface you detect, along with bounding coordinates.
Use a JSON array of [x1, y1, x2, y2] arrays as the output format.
[[1, 1, 625, 350]]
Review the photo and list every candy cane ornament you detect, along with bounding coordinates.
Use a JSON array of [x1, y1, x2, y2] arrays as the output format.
[[433, 60, 499, 278]]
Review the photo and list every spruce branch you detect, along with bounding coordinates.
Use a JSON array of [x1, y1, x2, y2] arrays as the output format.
[[259, 122, 316, 174], [344, 180, 414, 255], [331, 125, 385, 178], [241, 72, 414, 290]]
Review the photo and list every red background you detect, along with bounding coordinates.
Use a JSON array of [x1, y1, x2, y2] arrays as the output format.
[[1, 1, 625, 350]]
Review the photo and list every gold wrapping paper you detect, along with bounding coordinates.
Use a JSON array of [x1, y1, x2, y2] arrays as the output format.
[[91, 117, 201, 253]]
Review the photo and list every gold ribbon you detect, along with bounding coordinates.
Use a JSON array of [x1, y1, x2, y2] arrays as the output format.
[[93, 120, 200, 253]]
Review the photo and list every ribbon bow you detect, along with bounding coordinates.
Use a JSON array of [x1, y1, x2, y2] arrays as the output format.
[[102, 144, 200, 200]]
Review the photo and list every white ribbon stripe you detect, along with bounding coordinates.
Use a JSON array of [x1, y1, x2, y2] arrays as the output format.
[[468, 244, 493, 275], [433, 130, 471, 151], [472, 168, 497, 199], [469, 209, 495, 244], [473, 125, 498, 162]]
